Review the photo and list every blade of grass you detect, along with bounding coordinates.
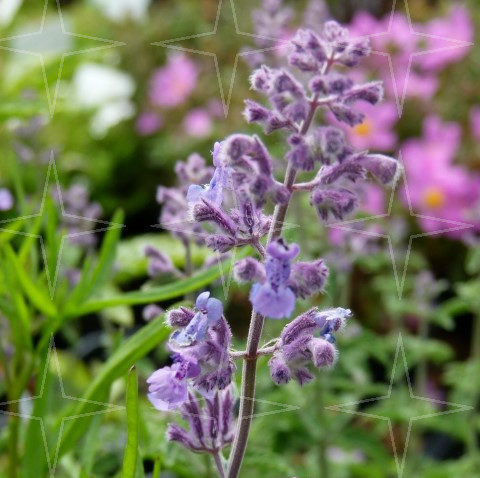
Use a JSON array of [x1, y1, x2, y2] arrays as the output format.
[[56, 317, 169, 459], [66, 249, 247, 319], [4, 244, 57, 318], [122, 366, 139, 478], [79, 210, 124, 302]]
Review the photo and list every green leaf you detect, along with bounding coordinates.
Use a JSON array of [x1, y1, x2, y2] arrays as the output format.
[[79, 210, 125, 302], [67, 250, 246, 319], [56, 317, 169, 460], [4, 244, 57, 318], [122, 366, 140, 478]]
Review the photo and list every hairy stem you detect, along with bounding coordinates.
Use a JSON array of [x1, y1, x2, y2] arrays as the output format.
[[226, 91, 322, 478], [213, 451, 226, 478]]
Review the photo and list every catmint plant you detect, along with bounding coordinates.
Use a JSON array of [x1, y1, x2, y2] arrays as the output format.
[[147, 20, 398, 478]]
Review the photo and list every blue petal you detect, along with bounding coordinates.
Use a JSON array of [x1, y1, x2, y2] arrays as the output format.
[[196, 291, 211, 310], [250, 283, 296, 319], [171, 312, 209, 346], [206, 297, 223, 324], [187, 184, 205, 203]]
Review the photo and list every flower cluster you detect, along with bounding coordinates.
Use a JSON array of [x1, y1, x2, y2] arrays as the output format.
[[269, 307, 351, 385], [155, 152, 214, 246], [166, 385, 234, 454], [147, 292, 235, 411], [235, 239, 328, 319], [147, 19, 398, 472]]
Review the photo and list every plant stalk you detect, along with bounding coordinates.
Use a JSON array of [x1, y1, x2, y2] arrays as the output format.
[[226, 89, 323, 478]]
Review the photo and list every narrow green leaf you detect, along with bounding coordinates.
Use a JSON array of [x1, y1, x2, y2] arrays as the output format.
[[122, 366, 139, 478], [4, 245, 57, 318], [81, 210, 124, 301], [56, 317, 169, 459], [152, 457, 161, 478], [67, 250, 246, 319]]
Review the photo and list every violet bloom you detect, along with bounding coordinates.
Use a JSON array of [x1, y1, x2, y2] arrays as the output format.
[[167, 292, 235, 397], [171, 291, 223, 346], [0, 188, 14, 211], [147, 359, 199, 411], [150, 53, 199, 108], [250, 240, 299, 319], [157, 152, 214, 244], [183, 108, 213, 138], [269, 307, 351, 385], [401, 116, 480, 238]]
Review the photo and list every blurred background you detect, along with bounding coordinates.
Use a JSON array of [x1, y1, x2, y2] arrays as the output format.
[[0, 0, 479, 477]]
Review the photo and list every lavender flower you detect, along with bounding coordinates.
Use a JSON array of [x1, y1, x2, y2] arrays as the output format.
[[170, 292, 223, 346], [269, 307, 351, 385], [249, 240, 299, 319], [147, 17, 399, 476], [147, 359, 198, 411]]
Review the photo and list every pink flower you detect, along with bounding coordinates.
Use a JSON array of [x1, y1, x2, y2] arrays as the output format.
[[419, 6, 473, 72], [470, 106, 480, 140], [329, 100, 398, 151], [150, 54, 198, 108], [183, 108, 212, 138], [136, 112, 163, 135], [402, 116, 480, 238]]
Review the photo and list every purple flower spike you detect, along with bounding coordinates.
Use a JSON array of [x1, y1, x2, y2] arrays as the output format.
[[167, 385, 235, 454], [250, 239, 299, 319]]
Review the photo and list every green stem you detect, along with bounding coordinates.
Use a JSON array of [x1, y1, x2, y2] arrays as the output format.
[[8, 401, 19, 478], [316, 374, 329, 478]]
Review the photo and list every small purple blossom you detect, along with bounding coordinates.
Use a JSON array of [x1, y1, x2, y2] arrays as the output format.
[[171, 292, 223, 346], [269, 307, 351, 385], [147, 359, 199, 411], [250, 240, 299, 319], [0, 188, 14, 211]]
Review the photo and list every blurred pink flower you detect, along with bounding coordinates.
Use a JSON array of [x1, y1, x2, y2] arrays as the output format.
[[329, 100, 398, 151], [136, 112, 163, 135], [349, 8, 472, 102], [150, 53, 198, 108], [183, 108, 212, 138], [402, 116, 480, 238], [362, 185, 385, 215], [469, 106, 480, 140], [419, 6, 473, 72]]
